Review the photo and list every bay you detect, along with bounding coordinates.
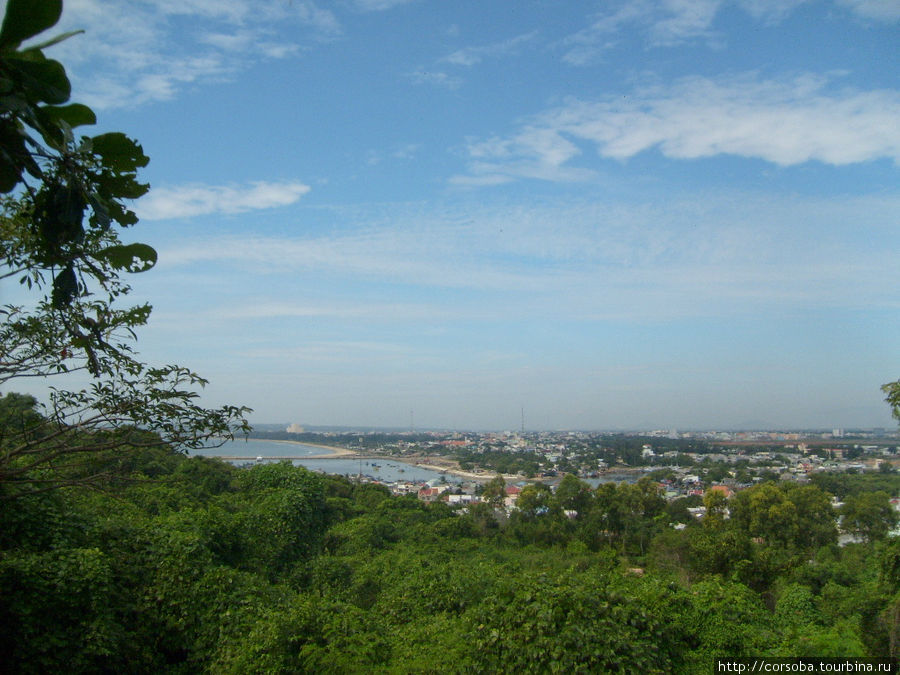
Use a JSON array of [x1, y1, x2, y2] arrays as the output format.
[[193, 438, 330, 459], [193, 439, 636, 487], [192, 439, 462, 484]]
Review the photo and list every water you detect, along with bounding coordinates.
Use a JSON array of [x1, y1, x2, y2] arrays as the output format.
[[192, 439, 463, 484], [193, 440, 638, 487], [193, 438, 329, 459]]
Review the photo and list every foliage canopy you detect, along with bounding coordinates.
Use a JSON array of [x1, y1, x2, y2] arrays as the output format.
[[0, 0, 249, 498]]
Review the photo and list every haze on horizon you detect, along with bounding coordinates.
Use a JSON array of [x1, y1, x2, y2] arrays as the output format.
[[7, 0, 899, 432]]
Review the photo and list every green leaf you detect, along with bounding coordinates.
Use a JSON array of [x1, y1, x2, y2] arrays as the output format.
[[36, 183, 85, 250], [87, 194, 111, 229], [99, 173, 150, 200], [21, 29, 84, 53], [91, 132, 150, 172], [0, 0, 62, 49], [0, 155, 20, 192], [4, 56, 70, 105], [94, 243, 157, 273], [50, 265, 77, 308], [40, 103, 96, 128], [104, 200, 140, 227]]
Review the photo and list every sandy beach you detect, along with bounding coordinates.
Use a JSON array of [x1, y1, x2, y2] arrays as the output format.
[[389, 455, 521, 483], [228, 438, 521, 482], [262, 439, 358, 458]]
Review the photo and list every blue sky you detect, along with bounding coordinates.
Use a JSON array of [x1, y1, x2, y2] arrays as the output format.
[[11, 0, 900, 430]]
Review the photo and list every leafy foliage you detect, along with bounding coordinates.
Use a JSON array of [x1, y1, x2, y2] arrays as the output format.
[[840, 491, 899, 543], [0, 444, 898, 672], [884, 380, 900, 425], [0, 0, 250, 498]]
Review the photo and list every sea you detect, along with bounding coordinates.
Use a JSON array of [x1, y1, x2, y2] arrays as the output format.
[[191, 438, 639, 487], [191, 438, 465, 484]]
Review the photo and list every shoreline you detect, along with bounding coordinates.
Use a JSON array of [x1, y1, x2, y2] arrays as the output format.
[[386, 454, 521, 483], [258, 439, 358, 458], [209, 437, 358, 459], [409, 461, 519, 483], [213, 439, 526, 482]]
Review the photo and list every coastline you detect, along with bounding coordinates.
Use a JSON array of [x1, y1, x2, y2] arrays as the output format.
[[275, 442, 522, 482], [209, 437, 358, 459], [388, 455, 520, 483], [221, 438, 520, 482], [259, 439, 358, 458]]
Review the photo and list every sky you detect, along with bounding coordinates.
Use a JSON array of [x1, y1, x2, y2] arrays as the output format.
[[6, 0, 900, 431]]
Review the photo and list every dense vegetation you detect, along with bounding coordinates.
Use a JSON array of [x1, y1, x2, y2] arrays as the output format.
[[4, 395, 900, 673]]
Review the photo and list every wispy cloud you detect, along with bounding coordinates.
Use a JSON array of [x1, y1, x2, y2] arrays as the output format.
[[366, 143, 422, 165], [137, 181, 311, 220], [352, 0, 418, 11], [215, 300, 454, 322], [441, 31, 539, 67], [410, 31, 540, 90], [407, 70, 463, 89], [241, 340, 413, 364], [836, 0, 900, 21], [562, 0, 894, 63], [51, 0, 339, 109], [453, 73, 900, 182], [563, 0, 724, 63], [152, 191, 900, 321]]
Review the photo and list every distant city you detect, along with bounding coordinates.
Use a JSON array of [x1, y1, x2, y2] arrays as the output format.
[[245, 423, 900, 508], [258, 422, 897, 441]]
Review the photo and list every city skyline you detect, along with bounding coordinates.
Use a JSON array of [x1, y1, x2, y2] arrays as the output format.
[[6, 0, 899, 430]]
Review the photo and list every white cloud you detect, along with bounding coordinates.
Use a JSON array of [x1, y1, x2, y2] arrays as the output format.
[[648, 0, 723, 45], [152, 191, 900, 320], [562, 0, 893, 63], [241, 341, 412, 363], [138, 181, 311, 220], [441, 31, 540, 67], [216, 301, 450, 322], [145, 0, 252, 22], [51, 0, 338, 109], [353, 0, 418, 10], [454, 73, 900, 182], [392, 143, 421, 160], [836, 0, 900, 20], [407, 70, 463, 89], [562, 0, 723, 63], [737, 0, 811, 21]]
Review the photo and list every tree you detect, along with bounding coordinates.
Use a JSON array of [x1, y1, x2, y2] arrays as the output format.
[[513, 482, 555, 519], [729, 483, 837, 554], [481, 474, 506, 508], [702, 488, 729, 530], [0, 0, 250, 498], [885, 380, 900, 425], [468, 572, 690, 673], [553, 472, 594, 516], [840, 491, 899, 543]]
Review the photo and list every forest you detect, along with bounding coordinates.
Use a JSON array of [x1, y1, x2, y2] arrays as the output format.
[[3, 390, 900, 673]]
